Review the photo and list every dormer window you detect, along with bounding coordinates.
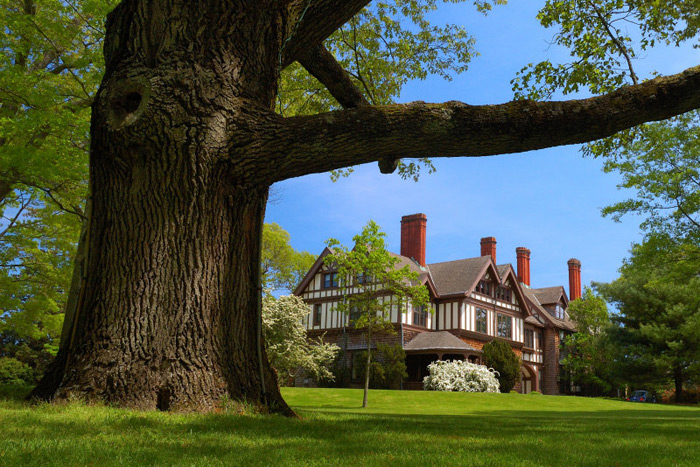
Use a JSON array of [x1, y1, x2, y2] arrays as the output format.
[[555, 304, 565, 320], [323, 272, 339, 289], [476, 280, 491, 296], [496, 286, 511, 302]]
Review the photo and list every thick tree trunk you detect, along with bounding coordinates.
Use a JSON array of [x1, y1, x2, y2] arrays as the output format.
[[32, 0, 293, 414]]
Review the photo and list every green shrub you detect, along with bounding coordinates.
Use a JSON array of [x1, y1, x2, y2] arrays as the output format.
[[482, 339, 520, 393], [509, 390, 518, 394], [0, 357, 35, 385], [530, 391, 542, 395]]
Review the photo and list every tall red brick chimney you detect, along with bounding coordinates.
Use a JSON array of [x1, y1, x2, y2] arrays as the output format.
[[480, 237, 497, 264], [401, 214, 427, 267], [516, 247, 531, 286], [568, 258, 582, 301]]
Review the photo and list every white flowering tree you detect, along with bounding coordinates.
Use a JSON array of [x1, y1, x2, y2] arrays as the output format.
[[423, 360, 500, 393], [262, 295, 339, 385]]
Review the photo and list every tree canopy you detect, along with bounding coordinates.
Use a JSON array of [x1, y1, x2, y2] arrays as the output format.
[[596, 235, 700, 401], [13, 0, 700, 413]]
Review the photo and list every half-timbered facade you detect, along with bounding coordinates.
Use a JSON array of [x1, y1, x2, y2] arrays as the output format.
[[293, 213, 580, 394]]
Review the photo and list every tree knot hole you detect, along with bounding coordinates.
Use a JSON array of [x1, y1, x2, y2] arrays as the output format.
[[107, 78, 150, 129], [114, 92, 142, 114]]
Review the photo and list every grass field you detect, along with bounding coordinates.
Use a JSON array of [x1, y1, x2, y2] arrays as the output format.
[[1, 385, 699, 466]]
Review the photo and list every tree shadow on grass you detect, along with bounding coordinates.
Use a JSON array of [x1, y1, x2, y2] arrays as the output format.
[[2, 402, 700, 466]]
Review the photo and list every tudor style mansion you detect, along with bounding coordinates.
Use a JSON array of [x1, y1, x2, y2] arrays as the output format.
[[293, 214, 580, 394]]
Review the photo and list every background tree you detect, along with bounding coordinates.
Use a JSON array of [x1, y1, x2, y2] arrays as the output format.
[[325, 220, 428, 407], [513, 1, 700, 258], [482, 339, 520, 393], [29, 0, 700, 414], [261, 223, 316, 295], [262, 294, 339, 385], [561, 287, 618, 395], [597, 235, 700, 402], [0, 0, 117, 384]]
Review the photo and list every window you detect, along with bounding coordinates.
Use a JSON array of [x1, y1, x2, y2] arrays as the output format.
[[497, 313, 512, 339], [356, 272, 373, 285], [496, 286, 511, 302], [351, 352, 364, 380], [313, 304, 322, 327], [538, 331, 544, 349], [524, 329, 534, 348], [476, 280, 491, 296], [476, 308, 488, 334], [349, 306, 361, 325], [413, 305, 428, 327], [555, 304, 565, 320], [323, 272, 339, 289]]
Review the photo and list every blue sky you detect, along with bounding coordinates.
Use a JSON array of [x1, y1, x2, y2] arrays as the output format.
[[266, 2, 700, 295]]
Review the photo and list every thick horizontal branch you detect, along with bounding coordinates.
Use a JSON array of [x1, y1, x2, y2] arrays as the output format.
[[281, 0, 370, 68], [265, 65, 700, 182]]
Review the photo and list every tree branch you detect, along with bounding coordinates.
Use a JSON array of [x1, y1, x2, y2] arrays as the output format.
[[296, 43, 398, 174], [280, 0, 370, 68], [588, 0, 638, 85], [298, 44, 368, 109], [265, 65, 700, 182]]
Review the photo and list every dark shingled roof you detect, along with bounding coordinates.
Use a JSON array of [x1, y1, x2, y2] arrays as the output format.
[[525, 315, 544, 326], [427, 256, 491, 296], [522, 287, 576, 331], [532, 286, 566, 305], [497, 264, 511, 278], [388, 251, 430, 285], [404, 331, 479, 352]]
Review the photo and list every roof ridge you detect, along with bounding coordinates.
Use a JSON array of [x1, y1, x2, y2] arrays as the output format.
[[427, 256, 486, 267]]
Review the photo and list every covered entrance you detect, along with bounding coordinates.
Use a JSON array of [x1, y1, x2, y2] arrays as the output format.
[[520, 363, 538, 394], [403, 331, 481, 390]]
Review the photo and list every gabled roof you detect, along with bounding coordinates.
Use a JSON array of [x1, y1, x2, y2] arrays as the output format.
[[427, 256, 495, 297], [404, 331, 479, 352], [531, 286, 569, 307], [495, 263, 531, 315], [521, 287, 576, 331], [292, 247, 438, 297], [293, 247, 333, 295], [389, 251, 439, 298]]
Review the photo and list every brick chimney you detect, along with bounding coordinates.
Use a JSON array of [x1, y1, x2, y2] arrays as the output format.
[[516, 247, 531, 286], [568, 258, 581, 301], [480, 237, 497, 264], [401, 214, 427, 267]]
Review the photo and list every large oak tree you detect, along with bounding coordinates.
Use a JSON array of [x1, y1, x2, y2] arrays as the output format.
[[31, 0, 700, 414]]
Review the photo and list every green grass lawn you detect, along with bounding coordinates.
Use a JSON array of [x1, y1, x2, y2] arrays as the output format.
[[1, 385, 698, 466]]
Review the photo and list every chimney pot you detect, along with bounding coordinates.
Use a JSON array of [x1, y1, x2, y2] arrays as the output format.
[[401, 214, 427, 266], [480, 237, 497, 264], [516, 247, 531, 286], [568, 258, 582, 301]]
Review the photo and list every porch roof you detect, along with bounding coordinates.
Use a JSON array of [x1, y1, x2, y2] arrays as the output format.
[[404, 331, 480, 353]]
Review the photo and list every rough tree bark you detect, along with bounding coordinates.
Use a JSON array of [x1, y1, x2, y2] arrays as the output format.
[[31, 0, 700, 413]]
